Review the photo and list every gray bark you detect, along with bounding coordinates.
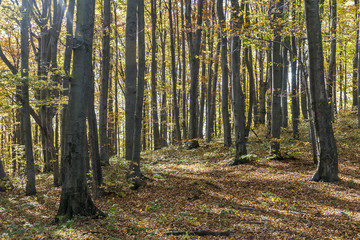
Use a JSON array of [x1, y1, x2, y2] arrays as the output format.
[[291, 36, 300, 139], [169, 0, 181, 142], [99, 0, 111, 166], [150, 0, 161, 150], [282, 37, 289, 128], [125, 0, 137, 160], [186, 0, 204, 149], [230, 0, 247, 165], [21, 0, 36, 196], [304, 0, 339, 182], [129, 0, 145, 190], [60, 0, 75, 186], [217, 0, 232, 147], [270, 0, 284, 157], [327, 0, 336, 122], [56, 0, 103, 221]]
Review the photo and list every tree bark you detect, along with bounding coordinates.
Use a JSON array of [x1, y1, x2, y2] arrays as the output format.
[[270, 0, 284, 157], [150, 0, 161, 150], [304, 0, 339, 182], [230, 0, 247, 165], [21, 0, 36, 196], [56, 0, 103, 221], [129, 0, 145, 190], [99, 0, 111, 166], [186, 0, 204, 149], [217, 0, 232, 147], [169, 0, 181, 142], [291, 36, 300, 139], [327, 0, 337, 121]]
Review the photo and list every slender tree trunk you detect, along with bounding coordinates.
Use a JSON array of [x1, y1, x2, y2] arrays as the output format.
[[181, 0, 187, 140], [88, 70, 104, 199], [186, 0, 204, 149], [21, 0, 36, 196], [160, 21, 168, 147], [150, 0, 161, 149], [258, 50, 267, 124], [60, 0, 75, 185], [353, 0, 359, 108], [291, 36, 300, 139], [125, 0, 138, 161], [99, 0, 111, 166], [270, 0, 284, 157], [217, 0, 232, 147], [129, 0, 145, 190], [169, 0, 181, 142], [230, 0, 247, 165], [305, 0, 338, 182], [282, 37, 290, 128], [327, 0, 337, 121]]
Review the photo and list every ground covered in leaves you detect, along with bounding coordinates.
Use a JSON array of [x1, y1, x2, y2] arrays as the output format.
[[1, 114, 360, 239]]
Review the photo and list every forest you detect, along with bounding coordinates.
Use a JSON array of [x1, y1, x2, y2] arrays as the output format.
[[0, 0, 359, 238]]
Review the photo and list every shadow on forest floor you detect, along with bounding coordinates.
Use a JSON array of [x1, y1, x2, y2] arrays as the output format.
[[0, 117, 360, 239]]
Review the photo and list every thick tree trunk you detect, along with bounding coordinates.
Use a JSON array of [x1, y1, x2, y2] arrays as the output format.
[[353, 0, 359, 108], [304, 0, 339, 182], [217, 0, 232, 147], [56, 0, 103, 221]]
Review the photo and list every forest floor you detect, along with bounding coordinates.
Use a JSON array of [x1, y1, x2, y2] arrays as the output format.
[[1, 112, 360, 239]]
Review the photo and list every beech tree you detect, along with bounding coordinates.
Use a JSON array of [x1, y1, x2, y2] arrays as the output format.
[[304, 0, 339, 182], [21, 0, 36, 196], [56, 0, 103, 220]]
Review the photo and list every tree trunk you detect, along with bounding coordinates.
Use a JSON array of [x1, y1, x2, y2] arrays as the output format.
[[258, 50, 267, 124], [181, 0, 187, 140], [291, 36, 300, 139], [186, 0, 204, 149], [21, 0, 36, 196], [129, 0, 145, 190], [60, 0, 75, 186], [327, 0, 337, 121], [353, 0, 359, 108], [270, 0, 284, 157], [169, 0, 181, 142], [150, 0, 161, 150], [304, 0, 339, 182], [230, 0, 247, 165], [0, 158, 11, 191], [282, 37, 289, 128], [217, 0, 232, 147], [125, 0, 138, 161], [99, 0, 111, 166], [55, 0, 103, 221], [88, 71, 104, 199]]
